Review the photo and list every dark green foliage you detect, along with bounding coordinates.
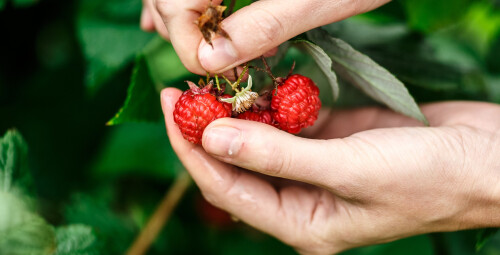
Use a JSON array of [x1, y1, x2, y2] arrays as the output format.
[[477, 228, 500, 251], [77, 0, 154, 92], [1, 0, 499, 254], [107, 56, 163, 125]]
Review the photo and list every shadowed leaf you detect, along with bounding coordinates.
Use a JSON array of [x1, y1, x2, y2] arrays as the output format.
[[307, 28, 428, 124]]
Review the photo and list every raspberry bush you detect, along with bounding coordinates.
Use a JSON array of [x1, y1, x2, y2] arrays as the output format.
[[1, 0, 499, 254]]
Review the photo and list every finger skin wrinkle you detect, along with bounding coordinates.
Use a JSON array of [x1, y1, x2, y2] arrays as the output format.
[[246, 6, 284, 51], [263, 141, 291, 178]]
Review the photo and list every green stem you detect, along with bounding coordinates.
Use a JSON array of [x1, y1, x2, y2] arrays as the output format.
[[205, 72, 210, 85], [220, 74, 240, 93], [215, 74, 221, 91], [234, 65, 248, 88]]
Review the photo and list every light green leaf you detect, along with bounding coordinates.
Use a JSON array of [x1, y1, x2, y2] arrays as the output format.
[[296, 40, 339, 101], [307, 28, 428, 124], [55, 225, 100, 255], [0, 130, 54, 255], [402, 0, 474, 33], [107, 56, 163, 125], [456, 2, 500, 56], [142, 37, 191, 87], [0, 129, 32, 195], [0, 192, 55, 255], [77, 0, 154, 93], [476, 228, 499, 251]]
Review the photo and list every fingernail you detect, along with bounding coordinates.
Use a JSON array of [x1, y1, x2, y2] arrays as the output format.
[[203, 126, 242, 157], [199, 37, 238, 72]]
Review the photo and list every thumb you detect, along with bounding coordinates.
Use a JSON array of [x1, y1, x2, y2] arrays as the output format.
[[201, 118, 349, 188], [198, 0, 389, 73]]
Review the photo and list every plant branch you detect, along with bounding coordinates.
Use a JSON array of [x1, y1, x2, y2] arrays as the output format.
[[126, 171, 192, 255], [259, 56, 276, 80], [226, 0, 236, 16]]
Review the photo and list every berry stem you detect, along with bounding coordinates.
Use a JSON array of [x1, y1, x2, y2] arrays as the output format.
[[235, 64, 248, 88], [260, 56, 276, 81], [205, 71, 211, 85], [287, 61, 296, 78], [219, 64, 249, 93], [215, 74, 221, 91], [220, 74, 239, 92], [226, 0, 236, 16], [232, 67, 238, 80]]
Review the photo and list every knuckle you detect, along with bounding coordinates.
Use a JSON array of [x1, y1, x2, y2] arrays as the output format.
[[200, 190, 221, 207], [247, 7, 284, 48], [155, 0, 173, 19], [200, 167, 242, 208], [289, 232, 336, 255], [184, 62, 202, 74], [263, 144, 290, 177]]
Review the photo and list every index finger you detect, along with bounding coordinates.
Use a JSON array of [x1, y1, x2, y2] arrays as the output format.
[[155, 0, 223, 74]]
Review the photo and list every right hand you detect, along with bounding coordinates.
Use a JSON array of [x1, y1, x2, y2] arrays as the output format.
[[161, 87, 500, 254], [140, 0, 390, 74]]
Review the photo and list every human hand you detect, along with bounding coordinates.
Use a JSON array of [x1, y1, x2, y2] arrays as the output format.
[[161, 87, 500, 254], [141, 0, 390, 75]]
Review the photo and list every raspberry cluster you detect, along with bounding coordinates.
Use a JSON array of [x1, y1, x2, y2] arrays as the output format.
[[173, 74, 321, 144]]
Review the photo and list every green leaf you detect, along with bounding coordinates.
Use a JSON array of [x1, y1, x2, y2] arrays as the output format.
[[455, 2, 500, 56], [91, 122, 182, 180], [0, 192, 56, 255], [54, 225, 100, 255], [77, 0, 154, 93], [223, 0, 253, 13], [0, 129, 33, 195], [365, 39, 482, 93], [142, 37, 191, 87], [107, 56, 163, 125], [476, 228, 499, 251], [307, 28, 428, 124], [296, 40, 339, 101], [401, 0, 474, 33], [0, 0, 6, 10], [64, 192, 137, 254]]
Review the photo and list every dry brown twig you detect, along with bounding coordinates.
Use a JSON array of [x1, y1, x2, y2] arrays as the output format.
[[126, 171, 192, 255]]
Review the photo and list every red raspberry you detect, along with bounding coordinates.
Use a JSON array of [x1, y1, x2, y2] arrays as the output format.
[[237, 108, 275, 126], [271, 74, 321, 134], [173, 81, 231, 144], [196, 195, 235, 228]]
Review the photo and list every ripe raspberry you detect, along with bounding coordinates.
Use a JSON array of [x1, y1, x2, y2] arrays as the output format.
[[196, 195, 235, 228], [237, 108, 275, 126], [173, 81, 231, 144], [271, 74, 321, 134]]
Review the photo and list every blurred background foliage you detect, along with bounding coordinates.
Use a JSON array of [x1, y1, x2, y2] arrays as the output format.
[[0, 0, 499, 254]]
